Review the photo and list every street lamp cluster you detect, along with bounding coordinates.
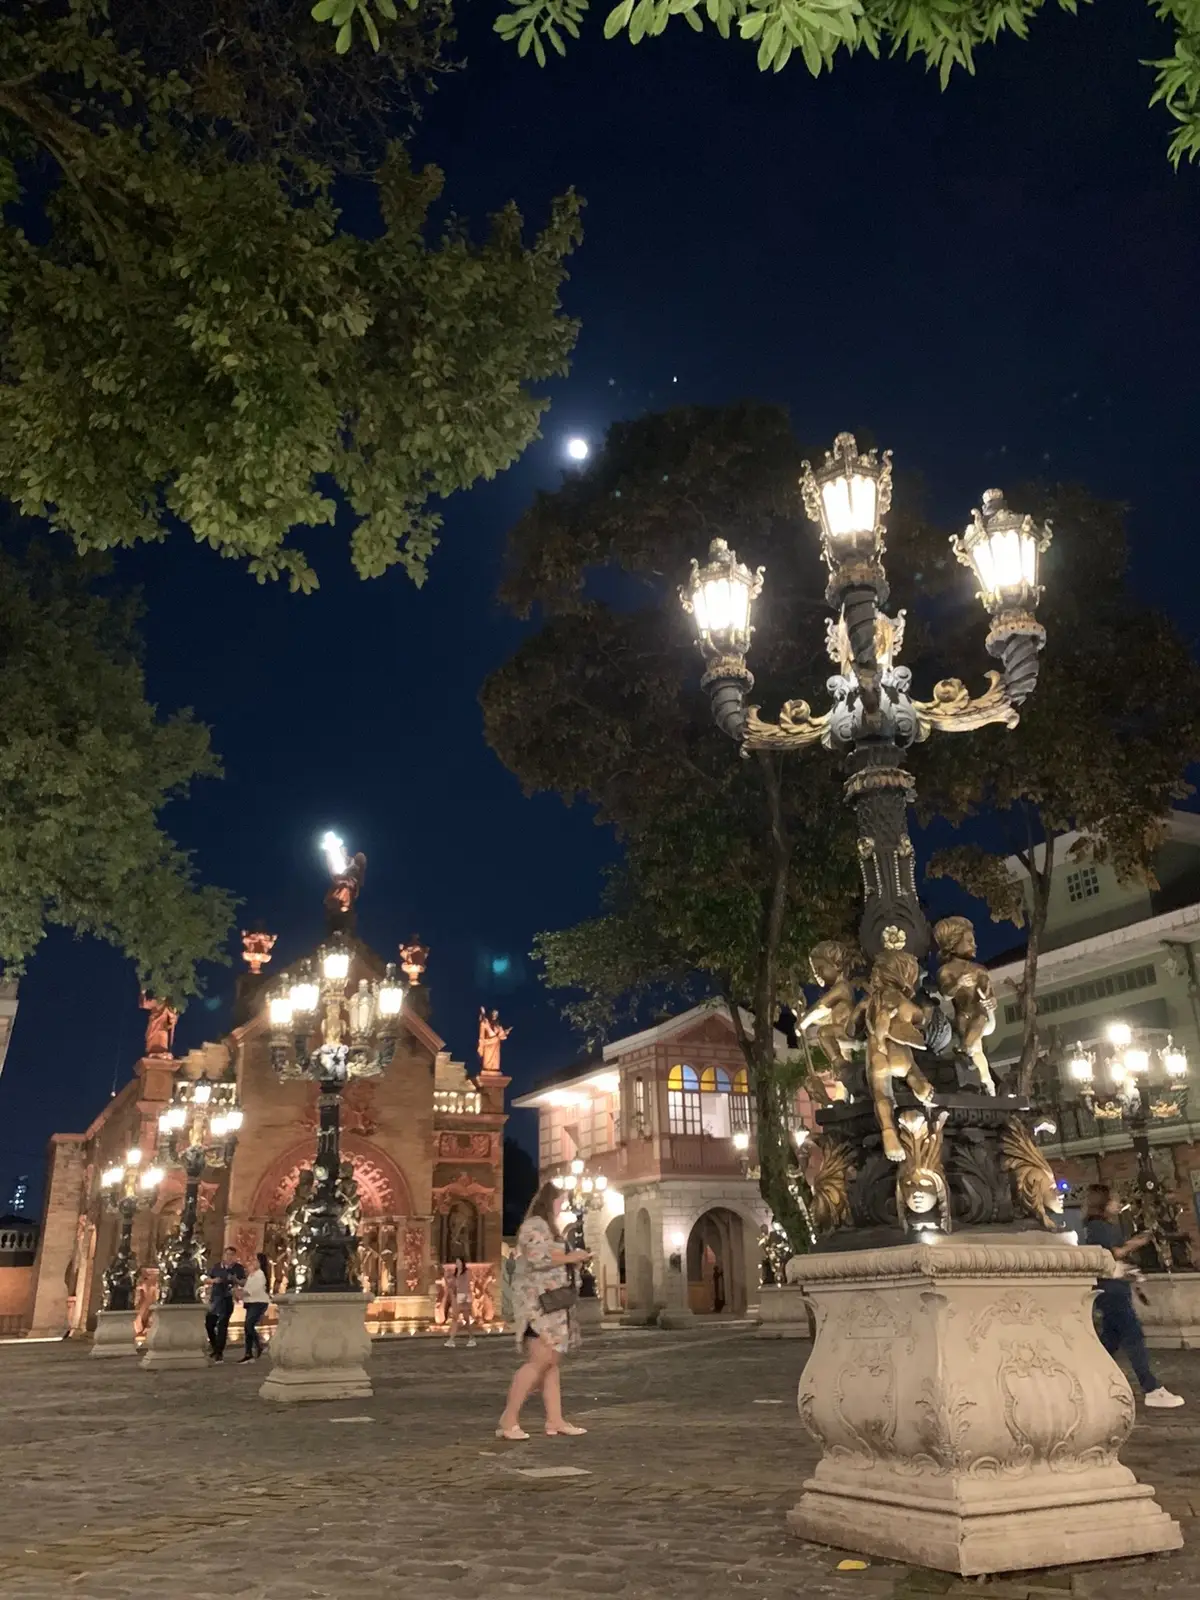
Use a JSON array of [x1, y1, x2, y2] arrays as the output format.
[[264, 932, 405, 1293], [99, 1149, 165, 1312], [553, 1160, 608, 1299], [1065, 1022, 1189, 1117], [156, 1073, 243, 1303], [681, 431, 1053, 1238]]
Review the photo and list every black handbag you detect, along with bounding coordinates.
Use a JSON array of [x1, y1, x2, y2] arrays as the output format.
[[538, 1283, 578, 1315]]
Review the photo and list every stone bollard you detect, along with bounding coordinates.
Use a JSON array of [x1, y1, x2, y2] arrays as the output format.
[[140, 1302, 209, 1371], [91, 1309, 139, 1358]]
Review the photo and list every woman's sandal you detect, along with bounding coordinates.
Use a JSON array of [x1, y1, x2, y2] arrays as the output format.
[[495, 1422, 530, 1441], [545, 1423, 587, 1436]]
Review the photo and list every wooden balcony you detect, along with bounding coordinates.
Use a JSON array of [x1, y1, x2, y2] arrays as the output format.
[[618, 1133, 745, 1180]]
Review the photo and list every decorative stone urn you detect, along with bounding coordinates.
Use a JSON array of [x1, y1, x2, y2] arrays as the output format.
[[140, 1301, 209, 1371], [788, 1235, 1182, 1576], [91, 1308, 139, 1358], [259, 1291, 371, 1404]]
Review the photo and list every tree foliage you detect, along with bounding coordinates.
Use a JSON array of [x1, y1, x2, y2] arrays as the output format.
[[914, 486, 1200, 1094], [0, 0, 582, 592], [329, 0, 1200, 166], [480, 403, 917, 1248], [0, 539, 237, 1002]]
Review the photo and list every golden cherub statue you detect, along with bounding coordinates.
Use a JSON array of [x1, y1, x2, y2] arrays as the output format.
[[796, 940, 862, 1103], [933, 915, 997, 1096], [863, 951, 937, 1163], [895, 1108, 951, 1233]]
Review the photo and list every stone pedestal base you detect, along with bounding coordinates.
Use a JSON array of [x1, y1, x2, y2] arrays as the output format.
[[259, 1292, 371, 1405], [788, 1236, 1182, 1576], [140, 1302, 209, 1371], [756, 1285, 813, 1339], [1136, 1272, 1200, 1348], [92, 1309, 139, 1357]]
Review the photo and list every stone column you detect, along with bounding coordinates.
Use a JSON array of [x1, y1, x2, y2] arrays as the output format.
[[788, 1235, 1182, 1576], [28, 1137, 87, 1337]]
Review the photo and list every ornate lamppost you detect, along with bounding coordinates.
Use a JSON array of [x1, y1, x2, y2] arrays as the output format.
[[92, 1148, 164, 1357], [258, 833, 405, 1404], [140, 1071, 242, 1371], [1058, 1024, 1192, 1269], [681, 434, 1181, 1574], [553, 1159, 608, 1305]]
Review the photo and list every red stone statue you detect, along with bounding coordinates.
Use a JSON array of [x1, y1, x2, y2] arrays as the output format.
[[241, 930, 277, 975], [140, 993, 178, 1058], [399, 937, 429, 985], [324, 851, 367, 931], [478, 1008, 511, 1077]]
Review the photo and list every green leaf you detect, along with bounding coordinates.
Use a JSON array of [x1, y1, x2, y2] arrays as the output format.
[[376, 0, 400, 18], [604, 0, 636, 32], [311, 0, 341, 19], [335, 17, 354, 51], [362, 5, 382, 47]]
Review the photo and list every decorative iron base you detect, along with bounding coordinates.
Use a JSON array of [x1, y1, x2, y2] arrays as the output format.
[[91, 1309, 139, 1358], [259, 1292, 372, 1404], [140, 1302, 209, 1371], [787, 1235, 1182, 1575]]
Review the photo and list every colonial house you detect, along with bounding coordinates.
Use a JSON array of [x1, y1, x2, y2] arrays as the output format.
[[25, 930, 508, 1340], [987, 809, 1200, 1249], [513, 1001, 817, 1321]]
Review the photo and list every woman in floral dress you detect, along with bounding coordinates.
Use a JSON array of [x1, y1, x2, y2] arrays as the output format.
[[497, 1182, 592, 1441]]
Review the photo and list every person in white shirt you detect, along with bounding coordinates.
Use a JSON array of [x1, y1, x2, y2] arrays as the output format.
[[240, 1251, 272, 1362]]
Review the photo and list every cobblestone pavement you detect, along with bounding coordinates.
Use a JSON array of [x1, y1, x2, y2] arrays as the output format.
[[1, 1327, 1199, 1600]]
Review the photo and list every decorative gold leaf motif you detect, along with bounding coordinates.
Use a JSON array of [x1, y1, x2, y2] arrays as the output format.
[[913, 672, 1020, 738]]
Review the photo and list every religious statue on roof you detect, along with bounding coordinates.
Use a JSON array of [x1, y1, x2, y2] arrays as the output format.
[[321, 830, 367, 933], [140, 993, 178, 1058], [478, 1007, 512, 1077]]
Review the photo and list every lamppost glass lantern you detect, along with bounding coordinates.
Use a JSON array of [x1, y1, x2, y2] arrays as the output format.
[[952, 489, 1051, 621], [680, 538, 764, 669], [99, 1148, 164, 1312], [800, 431, 893, 577]]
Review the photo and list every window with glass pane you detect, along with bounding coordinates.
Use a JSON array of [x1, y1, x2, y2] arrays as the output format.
[[667, 1064, 701, 1135]]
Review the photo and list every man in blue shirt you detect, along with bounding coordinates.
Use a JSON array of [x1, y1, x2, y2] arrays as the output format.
[[1083, 1185, 1183, 1409], [204, 1247, 246, 1362]]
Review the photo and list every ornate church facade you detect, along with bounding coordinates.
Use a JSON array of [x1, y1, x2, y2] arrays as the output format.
[[27, 929, 508, 1339]]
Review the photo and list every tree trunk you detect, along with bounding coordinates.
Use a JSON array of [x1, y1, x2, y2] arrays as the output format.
[[1016, 831, 1054, 1101], [735, 752, 808, 1252]]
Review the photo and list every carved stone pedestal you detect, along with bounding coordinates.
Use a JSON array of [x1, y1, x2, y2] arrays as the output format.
[[91, 1309, 139, 1357], [259, 1292, 371, 1404], [757, 1284, 813, 1339], [140, 1302, 209, 1371], [1136, 1272, 1200, 1348], [788, 1237, 1182, 1576]]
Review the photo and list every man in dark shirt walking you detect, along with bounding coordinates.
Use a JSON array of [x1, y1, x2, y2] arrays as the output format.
[[1083, 1185, 1184, 1409], [204, 1247, 246, 1362]]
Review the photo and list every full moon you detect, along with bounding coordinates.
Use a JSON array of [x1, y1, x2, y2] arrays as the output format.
[[566, 436, 589, 462]]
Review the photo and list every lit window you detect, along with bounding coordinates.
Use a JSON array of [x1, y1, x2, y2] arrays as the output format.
[[1066, 866, 1100, 903], [668, 1064, 701, 1135], [699, 1066, 732, 1093]]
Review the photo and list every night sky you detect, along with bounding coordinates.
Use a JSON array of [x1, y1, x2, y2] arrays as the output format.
[[1, 1, 1198, 1204]]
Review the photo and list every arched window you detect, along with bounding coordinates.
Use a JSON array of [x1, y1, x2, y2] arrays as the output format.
[[698, 1066, 733, 1093], [668, 1064, 701, 1136]]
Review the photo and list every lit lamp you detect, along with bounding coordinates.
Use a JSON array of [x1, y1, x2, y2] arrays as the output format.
[[800, 431, 893, 591], [1163, 1038, 1189, 1079], [952, 489, 1052, 703], [1067, 1047, 1095, 1085], [680, 539, 764, 741]]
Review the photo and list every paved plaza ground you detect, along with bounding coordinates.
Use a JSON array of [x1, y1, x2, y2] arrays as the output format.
[[2, 1325, 1200, 1600]]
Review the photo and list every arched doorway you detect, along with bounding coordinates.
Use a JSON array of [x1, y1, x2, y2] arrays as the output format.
[[602, 1214, 626, 1314], [628, 1206, 654, 1317], [685, 1207, 750, 1315]]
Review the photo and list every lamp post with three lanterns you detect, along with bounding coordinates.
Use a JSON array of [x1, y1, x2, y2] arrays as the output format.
[[140, 1071, 242, 1371], [92, 1147, 164, 1357], [678, 433, 1184, 1574], [553, 1159, 608, 1305]]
